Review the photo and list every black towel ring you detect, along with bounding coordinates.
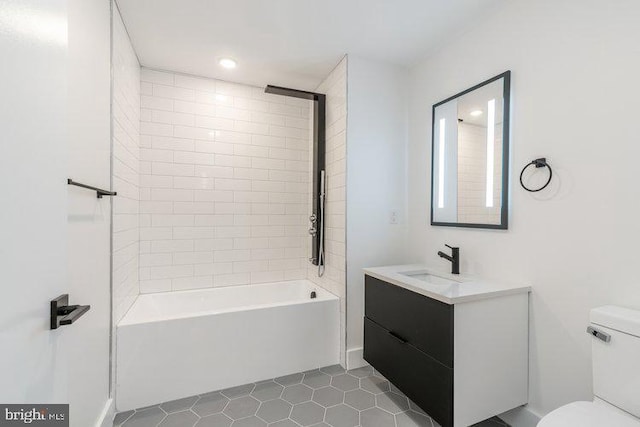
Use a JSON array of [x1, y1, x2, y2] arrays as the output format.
[[519, 158, 552, 192]]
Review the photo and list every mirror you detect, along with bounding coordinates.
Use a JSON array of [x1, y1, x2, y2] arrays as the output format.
[[431, 71, 510, 229]]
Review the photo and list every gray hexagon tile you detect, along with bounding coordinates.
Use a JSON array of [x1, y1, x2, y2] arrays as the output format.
[[269, 420, 300, 427], [158, 410, 198, 427], [161, 396, 199, 414], [331, 374, 359, 392], [312, 386, 344, 407], [120, 406, 166, 427], [407, 401, 427, 416], [290, 401, 325, 426], [302, 370, 331, 389], [388, 383, 405, 397], [282, 383, 313, 404], [275, 373, 304, 386], [196, 414, 233, 427], [325, 404, 359, 427], [361, 408, 396, 427], [257, 399, 292, 422], [193, 392, 230, 417], [376, 392, 409, 414], [113, 364, 509, 427], [113, 410, 134, 426], [344, 389, 375, 410], [222, 384, 256, 399], [360, 377, 390, 395], [252, 381, 284, 401], [232, 416, 267, 427], [347, 366, 373, 379], [372, 370, 386, 379], [224, 396, 260, 419], [395, 411, 432, 427], [320, 365, 346, 376]]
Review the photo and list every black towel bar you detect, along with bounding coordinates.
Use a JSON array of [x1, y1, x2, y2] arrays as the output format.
[[67, 178, 117, 198]]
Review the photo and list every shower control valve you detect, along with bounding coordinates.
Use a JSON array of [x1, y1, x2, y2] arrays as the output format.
[[308, 227, 317, 236]]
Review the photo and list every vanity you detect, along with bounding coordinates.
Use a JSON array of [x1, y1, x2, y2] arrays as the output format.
[[363, 264, 530, 427]]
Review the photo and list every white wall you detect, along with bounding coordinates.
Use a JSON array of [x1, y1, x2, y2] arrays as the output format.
[[308, 57, 348, 365], [112, 3, 141, 324], [138, 69, 311, 292], [68, 0, 113, 423], [407, 0, 640, 420], [345, 56, 409, 367]]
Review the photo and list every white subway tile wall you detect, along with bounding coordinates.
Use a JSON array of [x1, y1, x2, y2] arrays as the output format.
[[139, 68, 312, 293], [307, 57, 348, 365], [457, 122, 502, 224], [112, 10, 141, 323]]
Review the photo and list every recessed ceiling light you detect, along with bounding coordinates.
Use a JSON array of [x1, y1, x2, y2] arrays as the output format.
[[219, 58, 237, 69], [470, 110, 483, 117]]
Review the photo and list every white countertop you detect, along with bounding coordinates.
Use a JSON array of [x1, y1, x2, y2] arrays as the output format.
[[363, 264, 531, 305]]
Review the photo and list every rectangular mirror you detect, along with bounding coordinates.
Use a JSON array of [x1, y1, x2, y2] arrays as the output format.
[[431, 71, 510, 229]]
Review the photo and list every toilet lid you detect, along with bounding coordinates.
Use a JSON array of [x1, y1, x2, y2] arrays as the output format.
[[538, 401, 640, 427]]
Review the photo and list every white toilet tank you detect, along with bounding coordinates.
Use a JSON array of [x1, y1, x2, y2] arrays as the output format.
[[590, 306, 640, 418]]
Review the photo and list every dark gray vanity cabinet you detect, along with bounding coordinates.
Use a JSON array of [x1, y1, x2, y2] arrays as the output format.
[[364, 275, 455, 426], [363, 274, 529, 427]]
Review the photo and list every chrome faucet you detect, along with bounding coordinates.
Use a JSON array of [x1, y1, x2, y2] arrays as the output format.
[[437, 244, 460, 275]]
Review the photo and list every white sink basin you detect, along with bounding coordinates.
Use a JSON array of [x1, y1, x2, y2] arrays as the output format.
[[399, 270, 462, 286], [364, 264, 531, 305]]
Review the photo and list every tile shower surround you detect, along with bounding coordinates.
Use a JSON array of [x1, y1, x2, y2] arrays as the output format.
[[138, 68, 313, 293], [113, 365, 508, 427], [112, 8, 141, 323], [307, 58, 348, 365]]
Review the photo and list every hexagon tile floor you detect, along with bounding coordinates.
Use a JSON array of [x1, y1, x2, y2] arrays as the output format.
[[113, 365, 510, 427]]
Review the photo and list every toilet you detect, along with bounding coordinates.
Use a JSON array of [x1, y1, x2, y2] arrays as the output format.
[[538, 306, 640, 427]]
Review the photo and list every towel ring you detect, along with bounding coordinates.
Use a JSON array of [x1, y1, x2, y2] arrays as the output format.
[[520, 158, 552, 192]]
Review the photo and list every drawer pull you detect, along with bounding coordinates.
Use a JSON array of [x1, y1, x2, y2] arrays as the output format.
[[388, 330, 408, 344]]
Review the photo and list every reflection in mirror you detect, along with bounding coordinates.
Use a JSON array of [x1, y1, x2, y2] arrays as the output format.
[[431, 71, 510, 229]]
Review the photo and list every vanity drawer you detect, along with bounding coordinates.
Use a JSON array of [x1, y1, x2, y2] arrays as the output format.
[[364, 317, 453, 427], [365, 275, 454, 367]]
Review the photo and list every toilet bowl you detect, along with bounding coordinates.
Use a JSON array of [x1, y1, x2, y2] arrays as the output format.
[[537, 306, 640, 427], [538, 400, 639, 427]]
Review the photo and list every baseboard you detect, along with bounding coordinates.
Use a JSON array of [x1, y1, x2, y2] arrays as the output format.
[[498, 405, 541, 427], [96, 398, 115, 427], [346, 347, 367, 370]]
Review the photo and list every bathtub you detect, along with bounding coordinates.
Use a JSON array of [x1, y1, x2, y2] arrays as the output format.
[[116, 280, 339, 411]]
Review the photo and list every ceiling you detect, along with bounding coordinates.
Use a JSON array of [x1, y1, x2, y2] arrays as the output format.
[[116, 0, 505, 90]]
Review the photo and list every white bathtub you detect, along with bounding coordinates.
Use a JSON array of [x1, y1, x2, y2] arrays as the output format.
[[116, 280, 340, 411]]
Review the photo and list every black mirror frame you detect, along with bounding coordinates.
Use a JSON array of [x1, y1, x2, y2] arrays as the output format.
[[430, 70, 511, 230]]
